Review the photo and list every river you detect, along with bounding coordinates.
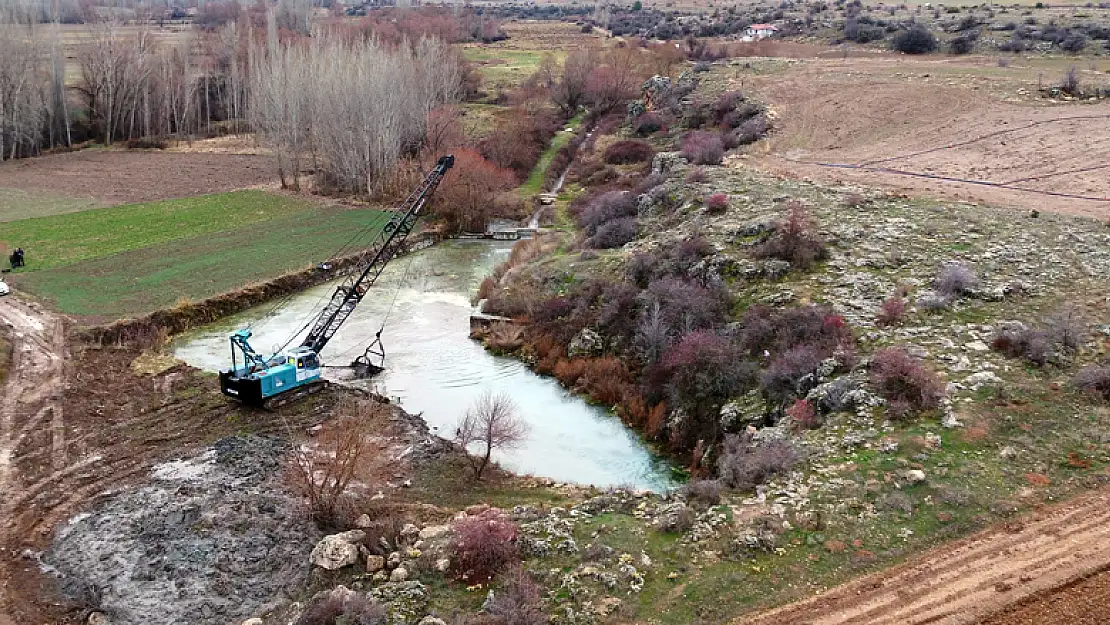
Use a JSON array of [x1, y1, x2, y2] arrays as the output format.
[[173, 240, 674, 490]]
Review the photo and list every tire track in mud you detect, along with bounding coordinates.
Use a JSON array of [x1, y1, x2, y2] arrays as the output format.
[[0, 298, 66, 625], [735, 487, 1110, 625]]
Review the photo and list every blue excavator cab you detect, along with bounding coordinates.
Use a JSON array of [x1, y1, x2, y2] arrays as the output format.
[[219, 330, 323, 406]]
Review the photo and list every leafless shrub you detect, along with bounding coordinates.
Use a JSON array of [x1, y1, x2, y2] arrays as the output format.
[[1074, 364, 1110, 401], [685, 167, 708, 183], [287, 401, 379, 530], [296, 590, 386, 625], [717, 431, 799, 491], [991, 325, 1053, 366], [917, 292, 952, 312], [455, 391, 528, 479], [934, 262, 978, 298], [754, 203, 828, 270], [487, 569, 549, 625], [449, 509, 520, 582], [1044, 306, 1086, 353], [869, 347, 944, 420], [681, 479, 722, 507], [1061, 65, 1080, 95], [876, 296, 907, 326]]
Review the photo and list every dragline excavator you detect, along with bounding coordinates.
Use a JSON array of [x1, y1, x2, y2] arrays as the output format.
[[219, 154, 454, 407]]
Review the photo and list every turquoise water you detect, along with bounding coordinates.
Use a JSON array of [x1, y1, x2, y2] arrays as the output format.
[[173, 240, 674, 490]]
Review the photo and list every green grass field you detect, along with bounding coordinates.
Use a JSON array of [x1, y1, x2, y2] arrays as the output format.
[[4, 191, 389, 319]]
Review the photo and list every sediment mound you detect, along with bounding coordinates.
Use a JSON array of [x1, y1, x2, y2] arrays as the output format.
[[46, 435, 319, 625]]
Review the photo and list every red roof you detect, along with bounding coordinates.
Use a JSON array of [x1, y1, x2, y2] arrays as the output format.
[[749, 24, 779, 30]]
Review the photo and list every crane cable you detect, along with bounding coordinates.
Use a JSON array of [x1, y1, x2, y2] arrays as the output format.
[[326, 246, 420, 364], [245, 209, 396, 334]]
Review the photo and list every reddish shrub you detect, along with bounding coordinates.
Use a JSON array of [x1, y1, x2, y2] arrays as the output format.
[[603, 140, 655, 165], [870, 347, 944, 419], [645, 402, 667, 438], [296, 591, 386, 625], [579, 356, 635, 406], [786, 398, 820, 430], [553, 358, 587, 387], [760, 344, 824, 404], [713, 90, 746, 120], [681, 130, 725, 165], [991, 326, 1053, 366], [1075, 364, 1110, 401], [644, 277, 731, 332], [740, 304, 854, 359], [755, 202, 827, 270], [877, 296, 907, 326], [705, 192, 729, 214], [434, 149, 517, 234], [449, 509, 520, 583], [718, 431, 799, 491], [632, 112, 665, 136], [658, 330, 758, 448]]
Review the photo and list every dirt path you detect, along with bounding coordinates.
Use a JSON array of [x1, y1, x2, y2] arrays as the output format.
[[735, 486, 1110, 625], [0, 297, 66, 625]]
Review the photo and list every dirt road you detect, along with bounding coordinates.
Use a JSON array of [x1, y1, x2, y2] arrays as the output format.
[[0, 297, 66, 625], [735, 486, 1110, 625]]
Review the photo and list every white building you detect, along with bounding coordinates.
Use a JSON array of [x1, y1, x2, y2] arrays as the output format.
[[743, 23, 779, 41]]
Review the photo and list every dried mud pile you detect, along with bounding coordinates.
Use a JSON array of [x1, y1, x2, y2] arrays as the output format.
[[46, 436, 319, 625]]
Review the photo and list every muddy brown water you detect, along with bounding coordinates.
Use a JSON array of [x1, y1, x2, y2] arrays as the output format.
[[173, 240, 675, 490]]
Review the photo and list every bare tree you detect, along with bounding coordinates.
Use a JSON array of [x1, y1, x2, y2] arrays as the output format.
[[249, 29, 460, 194], [547, 47, 597, 117], [454, 391, 528, 480], [286, 400, 378, 528]]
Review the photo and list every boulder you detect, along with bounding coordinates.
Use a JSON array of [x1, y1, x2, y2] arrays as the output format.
[[390, 566, 410, 582], [568, 328, 604, 358], [418, 525, 450, 540], [366, 555, 386, 572], [905, 470, 927, 485], [388, 551, 404, 568], [309, 530, 365, 570], [355, 514, 373, 528], [399, 523, 421, 545], [87, 613, 112, 625], [240, 620, 263, 625], [418, 618, 447, 625]]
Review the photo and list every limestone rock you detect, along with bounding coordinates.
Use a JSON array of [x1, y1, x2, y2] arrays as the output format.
[[568, 328, 604, 357], [366, 555, 386, 573], [418, 525, 450, 540], [905, 470, 927, 485], [418, 618, 447, 625], [355, 514, 373, 528], [390, 566, 410, 582], [87, 613, 112, 625], [310, 530, 365, 570]]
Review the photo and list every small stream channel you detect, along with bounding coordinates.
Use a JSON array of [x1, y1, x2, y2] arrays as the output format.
[[173, 240, 675, 490]]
